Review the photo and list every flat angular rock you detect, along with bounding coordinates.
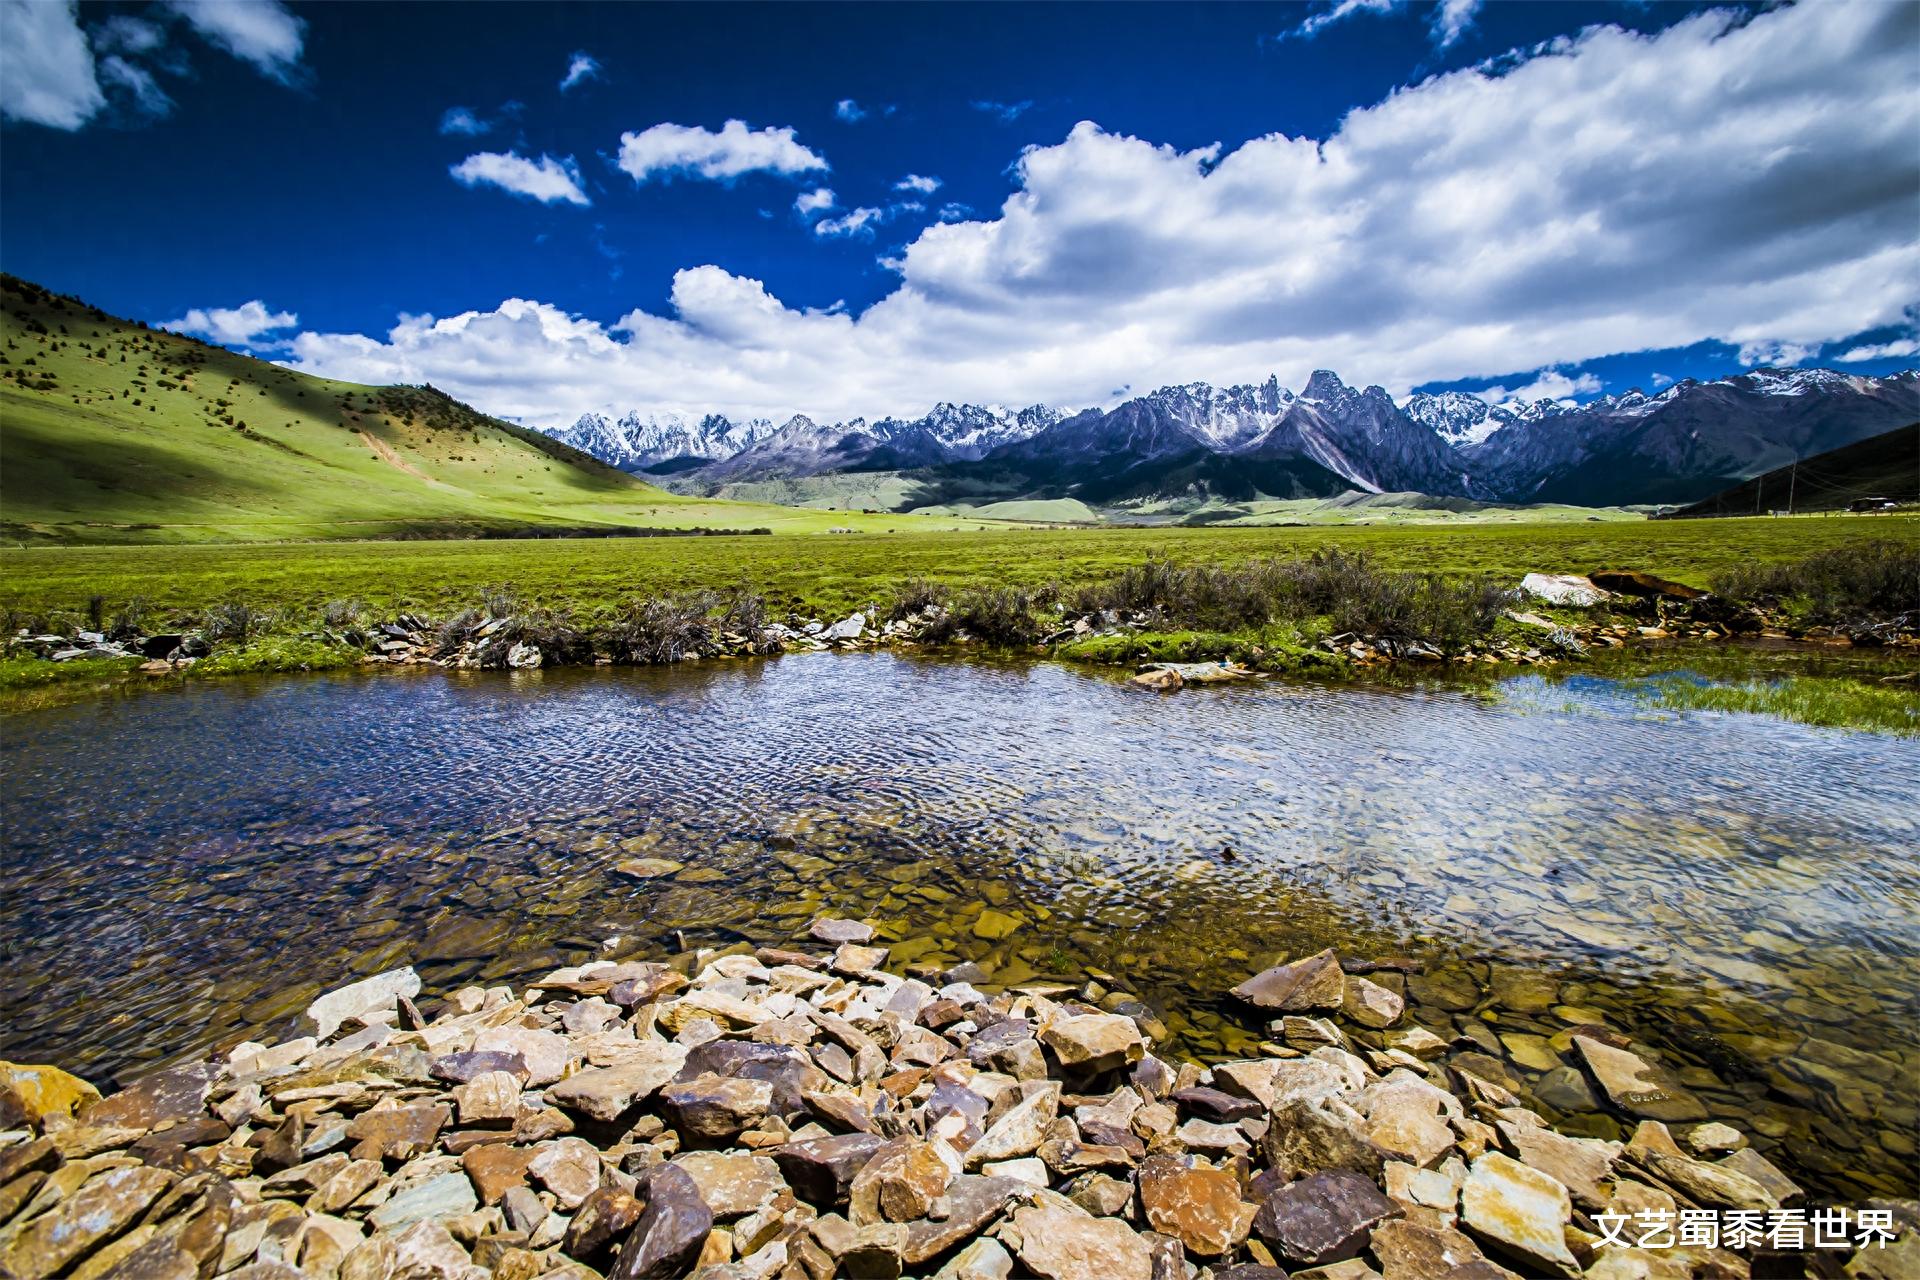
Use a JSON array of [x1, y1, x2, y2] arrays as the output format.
[[463, 1142, 534, 1204], [1263, 1097, 1384, 1183], [1, 1060, 102, 1129], [84, 1062, 219, 1132], [903, 1177, 1025, 1265], [1041, 1014, 1145, 1073], [830, 943, 890, 976], [1368, 1219, 1522, 1280], [0, 1164, 173, 1278], [1252, 1169, 1395, 1267], [368, 1171, 476, 1231], [1011, 1203, 1153, 1280], [1572, 1037, 1707, 1123], [1715, 1146, 1800, 1205], [810, 918, 876, 945], [1497, 1121, 1619, 1211], [1634, 1149, 1777, 1211], [680, 1040, 827, 1118], [610, 1162, 714, 1280], [772, 1132, 887, 1206], [1231, 949, 1346, 1013], [304, 967, 420, 1040], [473, 1027, 574, 1087], [673, 1152, 788, 1218], [1342, 977, 1404, 1029], [528, 1136, 604, 1208], [930, 1236, 1015, 1280], [548, 1043, 689, 1122], [348, 1103, 449, 1162], [429, 1050, 530, 1085], [662, 1073, 776, 1141], [849, 1138, 953, 1224], [453, 1070, 521, 1126], [1173, 1086, 1265, 1123], [965, 1083, 1061, 1167], [1458, 1152, 1577, 1276], [1137, 1154, 1248, 1257]]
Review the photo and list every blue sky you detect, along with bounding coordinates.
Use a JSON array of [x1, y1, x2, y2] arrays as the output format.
[[2, 0, 1916, 427]]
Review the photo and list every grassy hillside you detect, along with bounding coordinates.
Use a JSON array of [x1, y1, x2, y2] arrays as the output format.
[[0, 276, 992, 543], [1662, 423, 1920, 518]]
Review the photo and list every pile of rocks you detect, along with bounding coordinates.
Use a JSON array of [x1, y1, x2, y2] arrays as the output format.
[[3, 927, 1913, 1280], [11, 630, 199, 668]]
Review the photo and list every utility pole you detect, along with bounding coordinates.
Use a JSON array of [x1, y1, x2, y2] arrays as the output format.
[[1787, 460, 1797, 516]]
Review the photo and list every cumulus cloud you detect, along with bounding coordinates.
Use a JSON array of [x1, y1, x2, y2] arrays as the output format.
[[834, 98, 866, 122], [1737, 340, 1818, 368], [1834, 337, 1920, 363], [440, 106, 489, 135], [894, 173, 942, 194], [1286, 0, 1482, 48], [970, 98, 1032, 122], [559, 51, 600, 92], [288, 3, 1920, 428], [1471, 369, 1603, 408], [450, 152, 590, 206], [163, 0, 305, 82], [794, 186, 837, 217], [617, 119, 827, 183], [165, 300, 298, 347], [0, 0, 104, 128]]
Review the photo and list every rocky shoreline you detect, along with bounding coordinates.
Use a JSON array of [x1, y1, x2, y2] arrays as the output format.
[[11, 566, 1917, 689], [3, 925, 1914, 1280]]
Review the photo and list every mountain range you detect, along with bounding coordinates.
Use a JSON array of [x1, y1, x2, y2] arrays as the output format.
[[543, 366, 1920, 513]]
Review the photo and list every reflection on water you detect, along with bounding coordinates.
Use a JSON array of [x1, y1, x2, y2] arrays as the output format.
[[3, 654, 1917, 1200]]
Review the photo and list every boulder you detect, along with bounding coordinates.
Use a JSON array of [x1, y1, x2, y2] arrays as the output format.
[[1341, 977, 1404, 1029], [1041, 1013, 1146, 1073], [849, 1138, 953, 1224], [662, 1073, 776, 1142], [1518, 574, 1611, 607], [368, 1172, 477, 1231], [548, 1044, 689, 1122], [1231, 949, 1346, 1012], [1, 1060, 102, 1130], [772, 1133, 888, 1206], [1367, 1220, 1523, 1280], [472, 1027, 575, 1087], [673, 1152, 788, 1218], [84, 1061, 219, 1132], [810, 917, 876, 945], [528, 1137, 604, 1209], [562, 1183, 647, 1267], [1587, 570, 1705, 601], [0, 1165, 173, 1278], [347, 1103, 450, 1161], [964, 1083, 1060, 1167]]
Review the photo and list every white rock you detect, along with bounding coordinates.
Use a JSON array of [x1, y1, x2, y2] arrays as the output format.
[[304, 968, 421, 1041]]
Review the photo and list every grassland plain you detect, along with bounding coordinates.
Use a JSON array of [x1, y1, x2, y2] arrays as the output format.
[[3, 512, 1914, 623], [0, 275, 993, 543]]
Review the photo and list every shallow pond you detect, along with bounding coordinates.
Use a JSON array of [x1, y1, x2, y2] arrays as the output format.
[[3, 652, 1917, 1201]]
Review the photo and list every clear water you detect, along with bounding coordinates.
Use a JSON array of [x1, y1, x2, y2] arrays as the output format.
[[3, 654, 1916, 1199]]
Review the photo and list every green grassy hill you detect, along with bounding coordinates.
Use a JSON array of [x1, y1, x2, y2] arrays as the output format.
[[0, 276, 991, 544], [1660, 423, 1920, 518]]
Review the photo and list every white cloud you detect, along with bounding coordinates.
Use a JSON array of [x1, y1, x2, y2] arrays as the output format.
[[617, 119, 827, 183], [813, 207, 884, 238], [97, 54, 173, 117], [450, 152, 590, 206], [163, 0, 305, 82], [440, 106, 488, 135], [560, 51, 600, 92], [894, 173, 942, 195], [0, 0, 104, 128], [970, 99, 1032, 122], [794, 186, 837, 217], [1471, 369, 1602, 408], [937, 202, 972, 222], [1650, 372, 1674, 389], [834, 98, 866, 122], [165, 300, 298, 347], [1834, 338, 1920, 363], [1737, 340, 1818, 368], [1286, 0, 1482, 48], [288, 3, 1920, 429]]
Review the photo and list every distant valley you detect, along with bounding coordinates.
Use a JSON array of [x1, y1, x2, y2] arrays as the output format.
[[544, 367, 1920, 521]]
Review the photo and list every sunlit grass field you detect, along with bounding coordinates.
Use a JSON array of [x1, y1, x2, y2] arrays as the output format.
[[4, 513, 1912, 623]]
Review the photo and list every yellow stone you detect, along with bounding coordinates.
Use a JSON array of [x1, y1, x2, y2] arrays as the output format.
[[1, 1060, 102, 1128]]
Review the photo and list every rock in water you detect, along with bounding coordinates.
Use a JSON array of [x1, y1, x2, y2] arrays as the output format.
[[0, 1060, 101, 1129], [1572, 1035, 1707, 1122], [609, 1162, 713, 1280], [303, 967, 421, 1040], [1230, 949, 1346, 1012]]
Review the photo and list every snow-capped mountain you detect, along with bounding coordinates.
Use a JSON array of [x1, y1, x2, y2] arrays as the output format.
[[537, 366, 1919, 507], [1400, 390, 1570, 447], [545, 411, 777, 470]]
